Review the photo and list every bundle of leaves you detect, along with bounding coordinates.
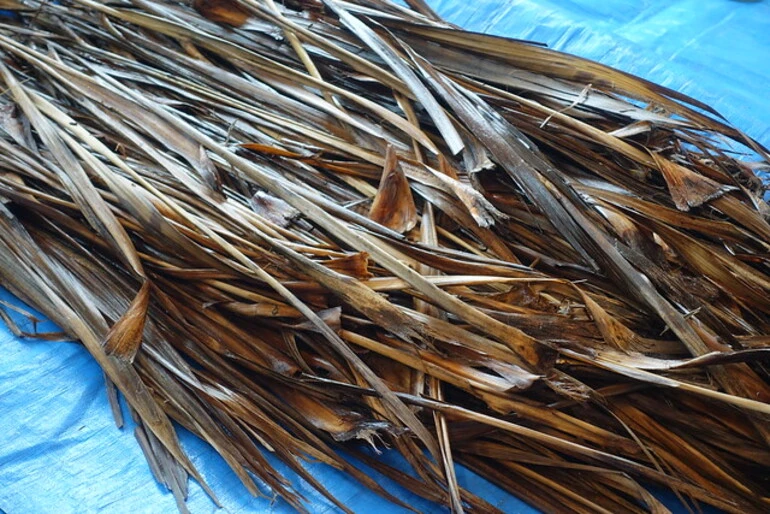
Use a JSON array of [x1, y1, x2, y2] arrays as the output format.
[[0, 0, 769, 512]]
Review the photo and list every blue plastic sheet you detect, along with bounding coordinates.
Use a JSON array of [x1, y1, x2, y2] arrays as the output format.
[[1, 1, 768, 512]]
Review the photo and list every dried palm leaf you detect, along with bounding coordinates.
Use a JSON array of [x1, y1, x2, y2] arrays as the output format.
[[0, 1, 769, 513]]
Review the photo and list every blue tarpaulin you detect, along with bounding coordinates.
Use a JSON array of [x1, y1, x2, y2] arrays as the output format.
[[1, 1, 768, 512]]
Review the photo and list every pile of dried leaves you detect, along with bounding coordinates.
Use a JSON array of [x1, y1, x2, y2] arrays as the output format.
[[1, 0, 769, 512]]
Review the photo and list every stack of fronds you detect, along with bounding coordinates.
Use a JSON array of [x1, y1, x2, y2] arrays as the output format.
[[1, 0, 769, 512]]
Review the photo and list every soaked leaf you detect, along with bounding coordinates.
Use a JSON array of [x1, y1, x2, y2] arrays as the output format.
[[193, 0, 250, 27]]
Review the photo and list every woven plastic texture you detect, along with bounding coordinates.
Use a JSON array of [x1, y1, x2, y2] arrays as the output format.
[[1, 1, 768, 513]]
